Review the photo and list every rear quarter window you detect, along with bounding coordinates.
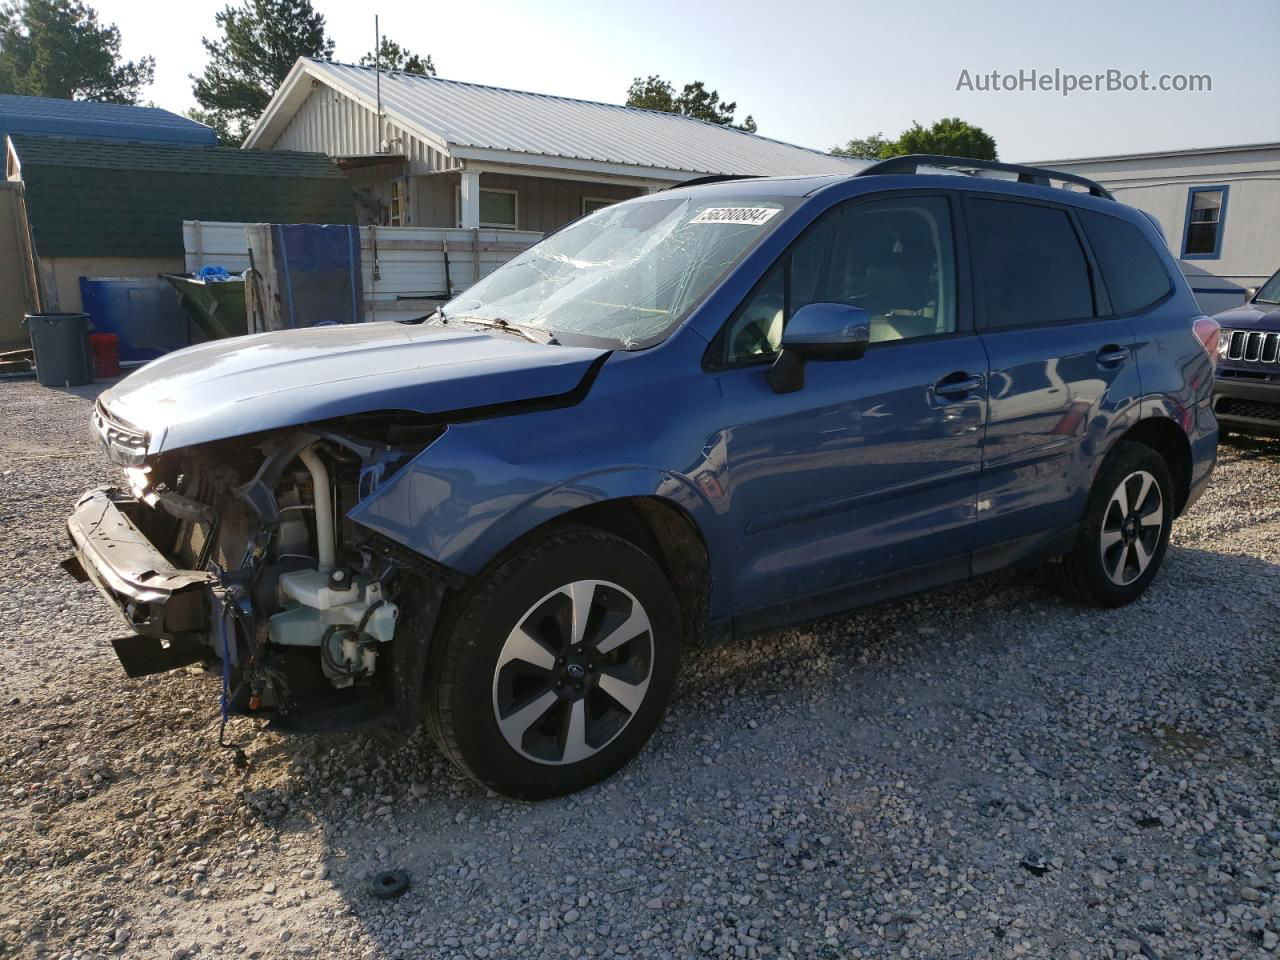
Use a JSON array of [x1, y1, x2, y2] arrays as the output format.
[[1078, 210, 1174, 315], [968, 198, 1094, 329]]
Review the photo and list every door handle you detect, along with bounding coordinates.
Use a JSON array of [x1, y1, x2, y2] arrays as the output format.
[[933, 372, 984, 400], [1096, 345, 1130, 367]]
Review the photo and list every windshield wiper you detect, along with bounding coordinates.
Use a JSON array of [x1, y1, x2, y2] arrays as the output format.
[[443, 315, 558, 345]]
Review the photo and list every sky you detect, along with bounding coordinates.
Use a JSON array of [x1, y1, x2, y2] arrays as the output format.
[[95, 0, 1279, 162]]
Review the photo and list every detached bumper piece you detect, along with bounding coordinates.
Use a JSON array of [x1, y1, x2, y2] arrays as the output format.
[[66, 487, 216, 677]]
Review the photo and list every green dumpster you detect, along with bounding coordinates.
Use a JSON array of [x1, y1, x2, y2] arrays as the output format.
[[164, 275, 248, 341]]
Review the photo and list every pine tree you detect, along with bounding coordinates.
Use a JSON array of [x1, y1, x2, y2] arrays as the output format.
[[191, 0, 333, 145], [0, 0, 154, 103]]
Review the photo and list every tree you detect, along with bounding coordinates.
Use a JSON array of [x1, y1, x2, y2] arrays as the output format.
[[885, 117, 997, 161], [830, 133, 891, 159], [359, 37, 434, 76], [191, 0, 333, 145], [626, 74, 675, 112], [625, 74, 756, 133], [0, 0, 153, 102]]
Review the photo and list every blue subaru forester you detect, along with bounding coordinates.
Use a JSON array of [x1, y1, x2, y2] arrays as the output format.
[[68, 156, 1219, 798]]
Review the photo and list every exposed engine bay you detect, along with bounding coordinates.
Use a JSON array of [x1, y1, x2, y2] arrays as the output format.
[[67, 405, 451, 731]]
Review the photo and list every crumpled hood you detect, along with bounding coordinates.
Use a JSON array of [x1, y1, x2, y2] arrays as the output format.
[[1212, 301, 1280, 332], [100, 322, 607, 453]]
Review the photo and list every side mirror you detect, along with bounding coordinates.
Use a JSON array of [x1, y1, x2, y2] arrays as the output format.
[[767, 303, 871, 394], [1245, 286, 1258, 302]]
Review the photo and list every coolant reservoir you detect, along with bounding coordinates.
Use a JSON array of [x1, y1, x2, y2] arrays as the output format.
[[278, 569, 359, 609], [268, 571, 398, 648]]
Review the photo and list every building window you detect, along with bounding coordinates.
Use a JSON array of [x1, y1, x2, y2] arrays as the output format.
[[454, 187, 519, 229], [583, 197, 614, 215], [1182, 185, 1228, 259], [389, 177, 408, 226]]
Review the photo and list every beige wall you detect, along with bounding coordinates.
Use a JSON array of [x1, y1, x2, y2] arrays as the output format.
[[411, 172, 644, 232], [0, 183, 32, 346], [44, 257, 185, 314]]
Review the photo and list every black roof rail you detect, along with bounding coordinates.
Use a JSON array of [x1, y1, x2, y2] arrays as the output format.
[[667, 174, 761, 190], [857, 154, 1114, 200]]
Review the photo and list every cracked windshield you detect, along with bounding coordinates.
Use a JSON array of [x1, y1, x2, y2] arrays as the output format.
[[439, 196, 790, 348]]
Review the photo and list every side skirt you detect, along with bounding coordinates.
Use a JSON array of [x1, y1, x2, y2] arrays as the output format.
[[732, 554, 969, 639], [725, 525, 1079, 642]]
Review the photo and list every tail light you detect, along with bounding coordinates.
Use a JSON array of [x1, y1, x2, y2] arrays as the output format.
[[1192, 315, 1221, 368]]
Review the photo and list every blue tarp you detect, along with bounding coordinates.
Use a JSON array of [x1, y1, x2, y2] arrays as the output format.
[[269, 223, 364, 329]]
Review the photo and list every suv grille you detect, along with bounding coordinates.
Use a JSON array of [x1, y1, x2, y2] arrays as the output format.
[[93, 400, 149, 458], [1216, 396, 1280, 422], [1222, 329, 1280, 364]]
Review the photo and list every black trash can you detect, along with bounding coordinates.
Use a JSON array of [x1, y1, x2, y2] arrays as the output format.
[[23, 313, 94, 387]]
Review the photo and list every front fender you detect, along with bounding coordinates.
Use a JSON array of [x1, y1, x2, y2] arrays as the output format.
[[347, 430, 727, 579], [475, 465, 722, 574]]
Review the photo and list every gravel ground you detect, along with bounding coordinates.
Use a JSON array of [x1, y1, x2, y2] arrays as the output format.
[[0, 377, 1276, 960]]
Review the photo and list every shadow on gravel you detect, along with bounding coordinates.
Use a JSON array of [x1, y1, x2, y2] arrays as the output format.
[[40, 379, 115, 403], [1220, 431, 1280, 461]]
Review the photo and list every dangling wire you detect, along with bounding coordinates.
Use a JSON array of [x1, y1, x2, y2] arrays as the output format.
[[216, 591, 248, 769]]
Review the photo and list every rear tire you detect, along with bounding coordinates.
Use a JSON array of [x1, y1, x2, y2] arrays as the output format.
[[1049, 441, 1174, 608], [424, 528, 681, 799]]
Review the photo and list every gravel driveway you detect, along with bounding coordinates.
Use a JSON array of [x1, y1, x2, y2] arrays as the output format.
[[0, 378, 1276, 960]]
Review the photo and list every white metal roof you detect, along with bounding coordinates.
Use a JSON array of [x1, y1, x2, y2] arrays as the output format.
[[1027, 141, 1280, 167], [247, 59, 859, 181]]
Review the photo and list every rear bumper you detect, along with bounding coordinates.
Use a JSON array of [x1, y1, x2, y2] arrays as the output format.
[[66, 487, 216, 674], [1213, 378, 1280, 437]]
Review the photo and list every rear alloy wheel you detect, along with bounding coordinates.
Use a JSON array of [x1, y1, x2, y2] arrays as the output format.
[[1098, 470, 1164, 587], [1049, 441, 1175, 608], [424, 529, 681, 799]]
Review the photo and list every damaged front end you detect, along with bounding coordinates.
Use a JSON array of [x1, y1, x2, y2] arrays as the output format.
[[66, 403, 455, 734]]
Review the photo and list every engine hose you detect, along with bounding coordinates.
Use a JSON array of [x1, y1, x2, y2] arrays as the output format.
[[356, 599, 386, 637]]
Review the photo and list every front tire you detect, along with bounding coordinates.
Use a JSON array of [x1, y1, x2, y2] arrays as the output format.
[[1050, 441, 1175, 608], [424, 529, 681, 799]]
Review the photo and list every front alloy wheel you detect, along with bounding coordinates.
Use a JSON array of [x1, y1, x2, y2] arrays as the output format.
[[493, 580, 654, 765], [423, 529, 682, 799]]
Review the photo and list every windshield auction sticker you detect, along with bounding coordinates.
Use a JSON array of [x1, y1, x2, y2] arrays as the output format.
[[690, 207, 781, 226]]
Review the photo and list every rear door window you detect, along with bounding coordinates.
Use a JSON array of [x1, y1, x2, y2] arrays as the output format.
[[968, 198, 1094, 329], [1078, 210, 1173, 315]]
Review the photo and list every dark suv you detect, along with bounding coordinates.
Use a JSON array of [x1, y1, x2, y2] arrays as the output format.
[[67, 155, 1219, 799], [1212, 267, 1280, 437]]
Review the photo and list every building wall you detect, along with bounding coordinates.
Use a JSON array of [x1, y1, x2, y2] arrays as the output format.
[[0, 182, 31, 345], [411, 172, 644, 232], [271, 86, 458, 174], [1041, 145, 1280, 314], [44, 256, 185, 314]]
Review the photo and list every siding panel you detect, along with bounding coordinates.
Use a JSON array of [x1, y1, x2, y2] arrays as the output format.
[[273, 87, 460, 174]]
